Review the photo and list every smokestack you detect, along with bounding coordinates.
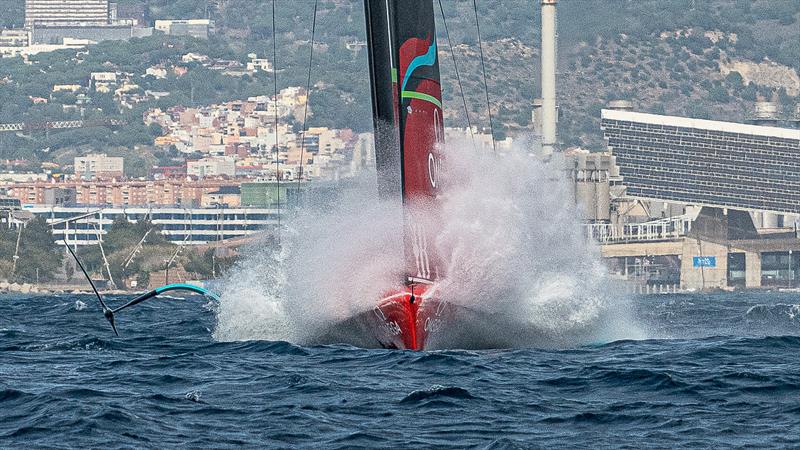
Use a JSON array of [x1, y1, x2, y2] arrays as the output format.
[[540, 0, 557, 156]]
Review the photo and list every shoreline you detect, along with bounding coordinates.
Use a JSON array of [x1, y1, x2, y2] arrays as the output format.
[[0, 281, 139, 296], [0, 281, 798, 297], [0, 280, 213, 296]]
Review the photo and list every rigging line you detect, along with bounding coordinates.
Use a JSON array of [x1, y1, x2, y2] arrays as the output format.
[[272, 0, 280, 242], [472, 0, 496, 153], [297, 0, 318, 193], [437, 0, 476, 152]]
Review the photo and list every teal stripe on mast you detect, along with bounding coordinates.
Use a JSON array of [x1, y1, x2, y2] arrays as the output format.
[[401, 39, 437, 93]]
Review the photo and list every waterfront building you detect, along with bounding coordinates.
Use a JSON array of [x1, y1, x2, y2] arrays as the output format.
[[0, 196, 22, 210], [601, 109, 800, 214], [565, 148, 618, 222], [597, 109, 800, 291], [29, 206, 279, 246]]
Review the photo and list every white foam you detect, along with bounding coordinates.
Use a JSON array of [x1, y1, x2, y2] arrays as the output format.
[[213, 137, 645, 347]]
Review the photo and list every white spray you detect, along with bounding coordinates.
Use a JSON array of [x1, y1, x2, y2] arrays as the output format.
[[213, 139, 644, 348]]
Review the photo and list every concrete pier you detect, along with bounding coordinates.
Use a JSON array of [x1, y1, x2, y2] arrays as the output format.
[[600, 207, 800, 291]]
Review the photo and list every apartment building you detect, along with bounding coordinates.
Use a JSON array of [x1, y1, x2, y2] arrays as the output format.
[[25, 0, 110, 27]]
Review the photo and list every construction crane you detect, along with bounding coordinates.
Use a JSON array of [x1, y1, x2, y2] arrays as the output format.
[[123, 228, 152, 271], [0, 118, 125, 134]]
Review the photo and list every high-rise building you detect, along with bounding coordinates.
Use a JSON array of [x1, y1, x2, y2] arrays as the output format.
[[25, 0, 110, 28]]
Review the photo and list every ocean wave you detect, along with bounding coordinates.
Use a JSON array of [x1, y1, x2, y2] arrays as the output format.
[[544, 367, 689, 391], [0, 388, 37, 403], [539, 411, 666, 426], [400, 385, 477, 404], [3, 292, 800, 447], [21, 336, 117, 352], [745, 303, 800, 324]]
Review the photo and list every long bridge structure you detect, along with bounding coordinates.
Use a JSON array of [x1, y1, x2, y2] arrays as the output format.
[[0, 119, 125, 133]]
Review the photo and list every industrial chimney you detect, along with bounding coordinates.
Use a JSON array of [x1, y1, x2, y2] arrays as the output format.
[[540, 0, 558, 157]]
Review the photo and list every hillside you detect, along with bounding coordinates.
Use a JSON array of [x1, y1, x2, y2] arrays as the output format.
[[432, 0, 800, 147], [0, 0, 797, 165]]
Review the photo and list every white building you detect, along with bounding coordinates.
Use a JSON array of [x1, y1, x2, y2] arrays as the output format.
[[74, 153, 124, 179], [0, 37, 90, 59], [154, 19, 214, 39], [145, 66, 167, 79], [0, 173, 48, 183], [246, 53, 273, 73], [187, 157, 236, 178], [52, 84, 83, 93], [90, 71, 116, 82], [25, 0, 110, 27], [32, 206, 279, 246], [181, 52, 210, 63], [0, 30, 30, 47]]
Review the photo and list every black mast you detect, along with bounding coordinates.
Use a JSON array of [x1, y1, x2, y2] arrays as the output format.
[[364, 0, 403, 202], [364, 0, 444, 283]]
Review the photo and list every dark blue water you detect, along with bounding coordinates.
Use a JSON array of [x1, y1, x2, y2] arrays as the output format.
[[2, 291, 799, 448]]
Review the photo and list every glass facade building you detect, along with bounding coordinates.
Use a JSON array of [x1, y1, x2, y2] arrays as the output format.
[[601, 109, 800, 214]]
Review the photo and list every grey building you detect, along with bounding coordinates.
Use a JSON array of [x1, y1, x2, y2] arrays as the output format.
[[601, 109, 800, 214], [43, 188, 77, 206], [31, 24, 137, 44]]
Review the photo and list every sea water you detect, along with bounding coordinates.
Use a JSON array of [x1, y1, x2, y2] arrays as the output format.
[[1, 291, 799, 447], [3, 145, 798, 446]]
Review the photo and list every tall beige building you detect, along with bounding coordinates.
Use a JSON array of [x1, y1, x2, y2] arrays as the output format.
[[25, 0, 110, 28]]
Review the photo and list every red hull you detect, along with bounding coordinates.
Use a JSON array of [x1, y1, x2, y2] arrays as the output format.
[[370, 284, 447, 350]]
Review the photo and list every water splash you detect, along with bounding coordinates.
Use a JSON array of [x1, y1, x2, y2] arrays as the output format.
[[214, 139, 644, 348], [184, 391, 203, 403], [432, 144, 643, 347], [214, 177, 403, 343]]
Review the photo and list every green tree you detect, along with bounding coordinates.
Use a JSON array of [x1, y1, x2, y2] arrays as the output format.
[[76, 217, 171, 285], [0, 0, 23, 27], [725, 71, 744, 88], [0, 218, 62, 283], [183, 248, 235, 278], [709, 85, 730, 103], [741, 83, 758, 101]]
